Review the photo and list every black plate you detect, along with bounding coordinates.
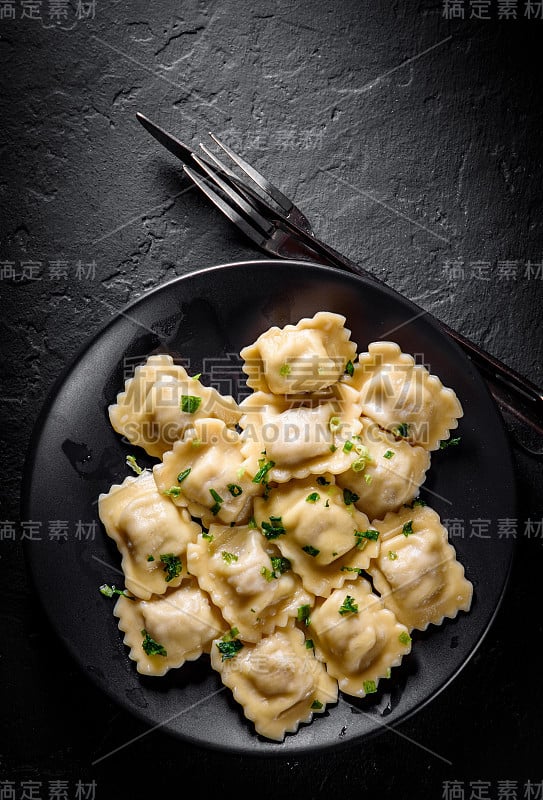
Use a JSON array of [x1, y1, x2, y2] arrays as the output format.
[[22, 259, 517, 756]]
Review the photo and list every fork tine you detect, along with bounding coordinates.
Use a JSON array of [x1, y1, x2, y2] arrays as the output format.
[[182, 165, 269, 250], [191, 154, 274, 236], [208, 132, 294, 214]]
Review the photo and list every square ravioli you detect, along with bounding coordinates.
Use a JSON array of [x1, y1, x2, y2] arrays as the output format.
[[253, 476, 380, 597], [367, 503, 473, 631], [309, 580, 412, 698], [109, 353, 240, 458], [187, 524, 313, 642], [240, 311, 357, 394], [114, 580, 226, 677], [98, 471, 200, 599], [210, 626, 338, 741]]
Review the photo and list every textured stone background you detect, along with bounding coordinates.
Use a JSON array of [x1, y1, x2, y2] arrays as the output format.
[[1, 0, 542, 797]]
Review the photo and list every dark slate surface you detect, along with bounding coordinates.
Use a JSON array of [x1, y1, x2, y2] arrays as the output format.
[[1, 1, 542, 797]]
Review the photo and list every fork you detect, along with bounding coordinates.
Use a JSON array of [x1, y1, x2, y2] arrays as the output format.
[[137, 115, 543, 444]]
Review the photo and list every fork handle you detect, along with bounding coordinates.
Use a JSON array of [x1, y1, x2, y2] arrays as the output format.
[[287, 228, 543, 438]]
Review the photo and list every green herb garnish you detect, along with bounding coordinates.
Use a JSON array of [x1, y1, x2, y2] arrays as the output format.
[[393, 422, 410, 438], [180, 395, 202, 414], [270, 556, 291, 575], [341, 566, 364, 576], [306, 492, 320, 503], [126, 454, 143, 475], [261, 566, 275, 581], [252, 457, 275, 484], [439, 436, 461, 449], [221, 551, 238, 564], [279, 363, 291, 377], [177, 467, 191, 483], [402, 520, 414, 537], [343, 488, 359, 506], [363, 680, 377, 694], [302, 544, 320, 557], [261, 515, 286, 539], [339, 595, 359, 615], [216, 629, 243, 661], [345, 360, 354, 377], [383, 450, 395, 459], [210, 488, 223, 515], [141, 629, 167, 657], [399, 631, 412, 646], [311, 699, 324, 710], [163, 486, 181, 498], [355, 529, 380, 547], [297, 604, 311, 626], [227, 483, 243, 497], [343, 440, 354, 453], [388, 550, 398, 560], [317, 476, 330, 486], [99, 584, 128, 598], [160, 553, 182, 582], [305, 639, 314, 649], [147, 555, 155, 562]]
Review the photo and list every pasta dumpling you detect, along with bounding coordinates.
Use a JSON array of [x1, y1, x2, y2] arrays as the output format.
[[98, 471, 200, 600], [114, 580, 226, 676], [253, 476, 380, 597], [336, 418, 431, 521], [240, 311, 357, 394], [210, 626, 338, 741], [109, 354, 240, 458], [367, 503, 473, 631], [349, 342, 463, 451], [238, 382, 364, 483], [310, 580, 412, 698], [153, 418, 262, 526], [187, 524, 312, 642]]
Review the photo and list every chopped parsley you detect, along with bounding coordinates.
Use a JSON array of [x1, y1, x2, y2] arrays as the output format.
[[355, 529, 380, 547], [399, 631, 412, 646], [261, 566, 276, 581], [216, 629, 243, 661], [363, 680, 377, 694], [306, 492, 320, 503], [147, 555, 155, 562], [383, 450, 395, 459], [404, 497, 427, 508], [227, 483, 243, 497], [311, 699, 324, 710], [343, 488, 359, 506], [329, 444, 337, 453], [279, 363, 291, 377], [302, 544, 320, 557], [248, 516, 257, 529], [345, 360, 354, 377], [177, 467, 191, 483], [317, 476, 330, 486], [341, 566, 364, 576], [261, 515, 286, 539], [439, 436, 461, 449], [202, 531, 214, 541], [305, 639, 314, 650], [209, 488, 223, 515], [393, 422, 410, 439], [99, 584, 129, 598], [191, 373, 202, 381], [160, 553, 182, 582], [141, 629, 167, 657], [402, 520, 414, 537], [388, 550, 398, 560], [297, 604, 311, 626], [180, 394, 202, 414], [221, 551, 238, 564], [163, 486, 181, 498], [339, 595, 359, 615], [270, 556, 291, 575], [252, 457, 275, 484], [126, 454, 143, 475]]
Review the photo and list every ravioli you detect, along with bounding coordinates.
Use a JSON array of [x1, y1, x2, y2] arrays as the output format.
[[336, 417, 431, 520], [310, 580, 412, 697], [240, 311, 357, 394], [98, 471, 200, 600], [253, 476, 379, 597], [114, 580, 226, 676], [187, 524, 312, 642], [210, 626, 338, 741], [367, 504, 473, 631], [349, 341, 463, 451], [109, 353, 240, 458]]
